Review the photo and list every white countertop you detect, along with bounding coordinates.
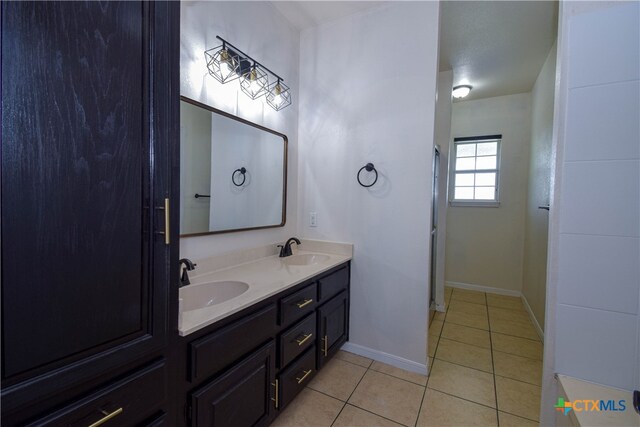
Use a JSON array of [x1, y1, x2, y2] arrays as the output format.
[[178, 241, 353, 336]]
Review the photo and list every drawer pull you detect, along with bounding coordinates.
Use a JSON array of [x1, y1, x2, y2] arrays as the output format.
[[87, 407, 123, 427], [296, 369, 313, 384], [296, 299, 313, 308], [271, 380, 279, 409], [323, 335, 328, 356], [296, 333, 313, 346]]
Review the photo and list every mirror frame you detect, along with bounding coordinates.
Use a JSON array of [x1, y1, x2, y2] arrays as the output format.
[[180, 95, 288, 237]]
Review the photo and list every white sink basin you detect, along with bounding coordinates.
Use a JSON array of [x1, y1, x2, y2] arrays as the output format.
[[180, 281, 249, 311], [283, 254, 330, 266]]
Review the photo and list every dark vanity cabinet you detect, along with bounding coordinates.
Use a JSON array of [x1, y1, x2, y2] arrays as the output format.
[[1, 2, 179, 425], [181, 263, 351, 427], [190, 342, 277, 427], [317, 291, 350, 368]]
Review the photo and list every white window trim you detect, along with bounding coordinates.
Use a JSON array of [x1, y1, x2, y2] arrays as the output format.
[[449, 136, 502, 208]]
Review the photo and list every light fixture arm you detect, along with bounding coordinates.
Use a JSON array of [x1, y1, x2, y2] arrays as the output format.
[[215, 36, 284, 83]]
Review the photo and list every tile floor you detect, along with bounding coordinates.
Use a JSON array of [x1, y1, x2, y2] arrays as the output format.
[[271, 287, 543, 427]]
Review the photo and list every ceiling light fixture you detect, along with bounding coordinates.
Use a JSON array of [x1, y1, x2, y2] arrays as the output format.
[[205, 36, 292, 111], [452, 84, 472, 99]]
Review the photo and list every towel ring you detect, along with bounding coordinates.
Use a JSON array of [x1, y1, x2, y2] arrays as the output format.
[[232, 167, 247, 187], [357, 163, 378, 188]]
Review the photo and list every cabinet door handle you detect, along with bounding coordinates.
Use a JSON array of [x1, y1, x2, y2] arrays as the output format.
[[87, 407, 123, 427], [271, 380, 279, 409], [323, 335, 328, 356], [296, 369, 313, 384], [296, 333, 313, 346], [296, 299, 313, 308], [154, 198, 171, 245]]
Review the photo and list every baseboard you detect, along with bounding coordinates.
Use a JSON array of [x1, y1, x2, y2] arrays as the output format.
[[521, 294, 544, 342], [430, 301, 446, 312], [341, 342, 429, 375], [445, 281, 521, 297]]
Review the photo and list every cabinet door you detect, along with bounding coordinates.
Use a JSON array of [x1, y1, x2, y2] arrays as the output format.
[[317, 291, 349, 368], [191, 341, 276, 427], [0, 0, 179, 420]]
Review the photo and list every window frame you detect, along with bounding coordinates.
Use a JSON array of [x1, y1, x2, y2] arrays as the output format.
[[449, 134, 502, 207]]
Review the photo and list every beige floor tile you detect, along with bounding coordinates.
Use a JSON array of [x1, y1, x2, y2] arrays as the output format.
[[335, 350, 373, 368], [493, 351, 543, 386], [307, 358, 367, 401], [448, 300, 488, 316], [370, 361, 428, 386], [427, 359, 496, 408], [491, 333, 543, 360], [435, 338, 493, 372], [446, 311, 489, 330], [429, 319, 444, 336], [488, 306, 530, 322], [428, 334, 439, 358], [495, 377, 541, 421], [417, 389, 498, 427], [442, 322, 491, 349], [490, 318, 539, 340], [434, 310, 446, 321], [332, 404, 403, 427], [348, 370, 424, 426], [451, 288, 486, 304], [445, 286, 453, 296], [487, 294, 524, 310], [271, 388, 343, 427], [498, 411, 539, 426]]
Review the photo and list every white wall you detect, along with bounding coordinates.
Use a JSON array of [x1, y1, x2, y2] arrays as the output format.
[[180, 1, 299, 259], [522, 43, 556, 331], [298, 2, 440, 371], [433, 70, 453, 309], [541, 1, 639, 423], [446, 93, 532, 293]]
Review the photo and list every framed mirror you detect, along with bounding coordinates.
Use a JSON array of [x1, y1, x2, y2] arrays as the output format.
[[180, 96, 287, 236]]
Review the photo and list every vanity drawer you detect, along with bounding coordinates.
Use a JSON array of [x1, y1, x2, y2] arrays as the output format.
[[189, 303, 278, 382], [26, 359, 166, 427], [318, 266, 349, 302], [278, 345, 316, 409], [279, 283, 317, 326], [279, 312, 316, 368]]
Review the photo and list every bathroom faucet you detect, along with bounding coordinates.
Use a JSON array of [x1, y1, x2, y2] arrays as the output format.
[[179, 258, 197, 287], [278, 237, 301, 257]]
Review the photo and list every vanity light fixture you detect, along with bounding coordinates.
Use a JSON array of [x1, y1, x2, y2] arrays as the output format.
[[452, 84, 472, 99], [240, 63, 269, 100], [205, 36, 292, 111], [266, 78, 292, 111], [204, 41, 241, 83]]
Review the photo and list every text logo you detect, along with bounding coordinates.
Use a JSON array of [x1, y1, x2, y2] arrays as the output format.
[[554, 397, 626, 415]]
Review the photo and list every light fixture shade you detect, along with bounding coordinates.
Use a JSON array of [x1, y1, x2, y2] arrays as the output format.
[[240, 65, 269, 100], [452, 85, 472, 99], [204, 45, 241, 83], [266, 80, 292, 111]]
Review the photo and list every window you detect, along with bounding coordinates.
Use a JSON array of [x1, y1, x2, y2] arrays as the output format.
[[450, 135, 501, 206]]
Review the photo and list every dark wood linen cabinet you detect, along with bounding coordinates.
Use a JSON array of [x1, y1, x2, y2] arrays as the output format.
[[1, 1, 179, 425]]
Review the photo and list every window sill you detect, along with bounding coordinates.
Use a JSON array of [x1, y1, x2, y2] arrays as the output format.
[[449, 201, 500, 208]]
